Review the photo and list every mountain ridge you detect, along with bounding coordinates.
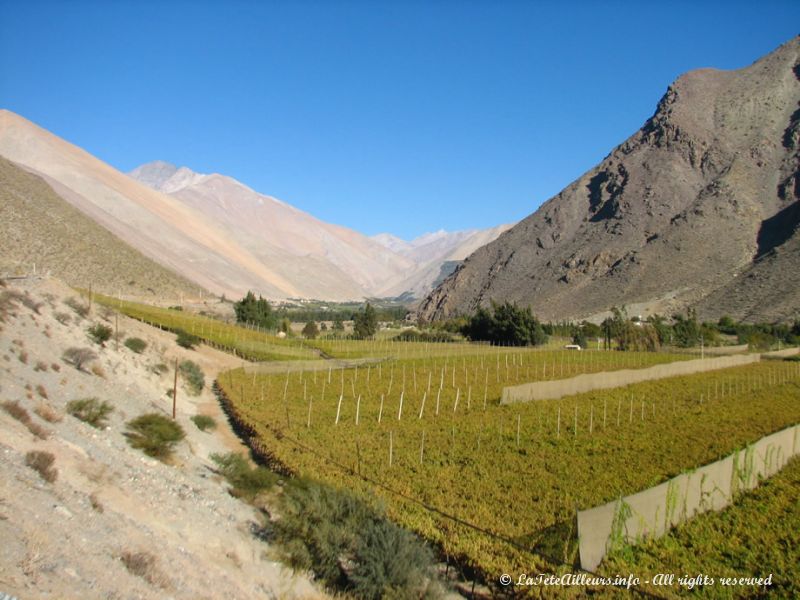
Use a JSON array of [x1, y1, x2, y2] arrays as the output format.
[[417, 36, 800, 324]]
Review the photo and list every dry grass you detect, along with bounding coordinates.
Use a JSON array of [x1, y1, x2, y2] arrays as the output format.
[[119, 551, 169, 588], [25, 451, 57, 483], [35, 403, 63, 423], [2, 400, 51, 440]]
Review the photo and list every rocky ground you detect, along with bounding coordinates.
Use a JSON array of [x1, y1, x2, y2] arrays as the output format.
[[0, 276, 326, 600]]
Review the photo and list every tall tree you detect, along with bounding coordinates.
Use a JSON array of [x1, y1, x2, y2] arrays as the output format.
[[353, 302, 378, 339]]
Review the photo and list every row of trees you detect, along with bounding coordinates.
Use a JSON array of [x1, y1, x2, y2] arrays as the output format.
[[234, 292, 379, 339]]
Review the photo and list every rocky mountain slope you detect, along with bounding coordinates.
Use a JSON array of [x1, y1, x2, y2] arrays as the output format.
[[0, 276, 323, 599], [0, 156, 205, 301], [418, 36, 800, 324]]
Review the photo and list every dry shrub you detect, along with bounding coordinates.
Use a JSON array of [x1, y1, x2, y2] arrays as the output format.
[[2, 399, 29, 421], [89, 492, 104, 513], [18, 350, 28, 364], [25, 451, 57, 483], [120, 551, 168, 588], [35, 403, 63, 423], [62, 347, 98, 371], [2, 400, 50, 439], [34, 360, 49, 372], [51, 362, 61, 372], [36, 384, 48, 399], [54, 311, 71, 325], [91, 363, 106, 378]]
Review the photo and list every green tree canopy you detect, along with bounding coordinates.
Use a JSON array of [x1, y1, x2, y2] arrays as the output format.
[[302, 320, 320, 339], [353, 302, 378, 339], [462, 301, 548, 346], [233, 291, 277, 329]]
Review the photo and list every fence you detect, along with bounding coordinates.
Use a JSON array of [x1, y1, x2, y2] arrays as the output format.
[[501, 354, 761, 404], [577, 423, 800, 571]]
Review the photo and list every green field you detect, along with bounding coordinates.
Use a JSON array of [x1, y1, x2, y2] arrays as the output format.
[[218, 353, 800, 582]]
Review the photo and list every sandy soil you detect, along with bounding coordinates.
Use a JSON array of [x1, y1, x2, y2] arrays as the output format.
[[0, 276, 326, 600]]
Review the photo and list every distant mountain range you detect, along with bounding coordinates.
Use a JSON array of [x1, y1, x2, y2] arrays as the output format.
[[0, 111, 508, 301], [418, 36, 800, 324]]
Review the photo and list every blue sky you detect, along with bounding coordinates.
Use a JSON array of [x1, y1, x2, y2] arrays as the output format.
[[1, 1, 798, 240]]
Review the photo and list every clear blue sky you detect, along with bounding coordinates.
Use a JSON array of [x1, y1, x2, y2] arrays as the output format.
[[1, 1, 798, 240]]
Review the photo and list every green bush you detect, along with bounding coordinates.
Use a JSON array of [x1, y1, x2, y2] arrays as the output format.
[[272, 478, 439, 598], [87, 323, 113, 344], [179, 360, 204, 395], [125, 413, 186, 460], [210, 452, 276, 499], [67, 397, 113, 428], [175, 329, 200, 349], [124, 337, 147, 353], [191, 414, 216, 432]]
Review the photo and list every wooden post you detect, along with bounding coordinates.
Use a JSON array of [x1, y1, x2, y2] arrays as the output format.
[[172, 358, 179, 419], [557, 406, 561, 438]]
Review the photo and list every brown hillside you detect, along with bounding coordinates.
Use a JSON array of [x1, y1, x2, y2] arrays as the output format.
[[418, 36, 800, 323], [0, 156, 205, 300]]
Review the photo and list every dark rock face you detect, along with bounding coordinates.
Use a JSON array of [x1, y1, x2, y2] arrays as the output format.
[[418, 37, 800, 324]]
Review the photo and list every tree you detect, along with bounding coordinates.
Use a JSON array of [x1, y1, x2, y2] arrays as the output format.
[[353, 302, 378, 339], [302, 321, 319, 339], [233, 291, 277, 329], [332, 317, 344, 332], [672, 309, 701, 347], [461, 301, 548, 346], [279, 317, 292, 335]]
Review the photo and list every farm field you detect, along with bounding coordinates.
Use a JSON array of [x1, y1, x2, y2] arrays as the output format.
[[599, 456, 800, 598], [218, 355, 800, 583], [88, 292, 319, 361]]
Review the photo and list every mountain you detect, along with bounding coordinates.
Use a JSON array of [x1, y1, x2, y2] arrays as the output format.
[[128, 161, 416, 298], [418, 36, 800, 324], [0, 156, 204, 299], [372, 225, 513, 299], [0, 110, 413, 301]]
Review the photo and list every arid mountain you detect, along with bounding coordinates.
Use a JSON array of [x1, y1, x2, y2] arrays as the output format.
[[128, 161, 416, 298], [0, 156, 204, 299], [0, 110, 414, 301], [418, 36, 800, 324], [373, 225, 513, 298]]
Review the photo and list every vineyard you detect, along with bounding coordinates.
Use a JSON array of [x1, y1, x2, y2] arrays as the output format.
[[599, 456, 800, 598], [88, 292, 318, 361], [218, 352, 800, 581]]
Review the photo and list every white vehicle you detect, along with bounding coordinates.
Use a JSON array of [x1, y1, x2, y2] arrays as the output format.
[[564, 344, 582, 350]]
